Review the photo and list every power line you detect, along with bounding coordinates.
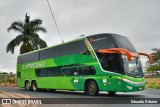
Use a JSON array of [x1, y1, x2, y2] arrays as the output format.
[[46, 0, 64, 43]]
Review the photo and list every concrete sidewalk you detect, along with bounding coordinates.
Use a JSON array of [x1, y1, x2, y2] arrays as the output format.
[[0, 91, 31, 98]]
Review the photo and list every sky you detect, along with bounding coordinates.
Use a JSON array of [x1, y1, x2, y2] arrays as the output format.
[[0, 0, 160, 73]]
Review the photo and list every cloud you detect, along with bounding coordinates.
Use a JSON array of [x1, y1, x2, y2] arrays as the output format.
[[0, 0, 160, 72]]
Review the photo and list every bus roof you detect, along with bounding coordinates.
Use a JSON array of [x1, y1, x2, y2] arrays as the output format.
[[18, 37, 86, 56], [18, 33, 126, 57]]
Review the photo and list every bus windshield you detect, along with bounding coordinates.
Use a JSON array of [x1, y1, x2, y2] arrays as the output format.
[[121, 55, 143, 78], [96, 53, 122, 74], [87, 34, 137, 53], [97, 53, 143, 77]]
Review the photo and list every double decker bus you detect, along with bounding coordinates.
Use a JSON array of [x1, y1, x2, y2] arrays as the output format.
[[16, 33, 152, 96]]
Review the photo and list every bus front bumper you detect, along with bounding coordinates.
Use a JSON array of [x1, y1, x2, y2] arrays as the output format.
[[122, 79, 145, 92]]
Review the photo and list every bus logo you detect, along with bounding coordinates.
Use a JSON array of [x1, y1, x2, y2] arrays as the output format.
[[89, 38, 94, 43], [2, 99, 11, 104], [22, 61, 45, 69]]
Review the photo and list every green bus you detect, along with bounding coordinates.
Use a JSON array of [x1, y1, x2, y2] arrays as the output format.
[[17, 33, 152, 96]]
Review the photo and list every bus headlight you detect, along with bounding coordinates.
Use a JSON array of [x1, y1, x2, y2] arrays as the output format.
[[122, 78, 145, 85]]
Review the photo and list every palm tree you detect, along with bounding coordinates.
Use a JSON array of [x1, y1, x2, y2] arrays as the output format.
[[6, 13, 47, 54]]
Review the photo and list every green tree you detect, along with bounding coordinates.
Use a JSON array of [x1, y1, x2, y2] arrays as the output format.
[[6, 13, 47, 54], [151, 48, 160, 63], [147, 65, 160, 72], [146, 48, 160, 73]]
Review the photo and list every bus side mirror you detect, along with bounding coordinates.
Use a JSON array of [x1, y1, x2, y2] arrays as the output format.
[[138, 52, 153, 64]]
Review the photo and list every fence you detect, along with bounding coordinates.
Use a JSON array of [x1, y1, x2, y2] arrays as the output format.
[[0, 74, 16, 86]]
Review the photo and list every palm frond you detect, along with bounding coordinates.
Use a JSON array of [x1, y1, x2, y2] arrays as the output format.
[[29, 34, 40, 50], [6, 39, 15, 54], [30, 19, 42, 27], [39, 38, 47, 48], [32, 26, 47, 33], [30, 33, 40, 38], [14, 34, 24, 45], [7, 21, 23, 32], [6, 35, 24, 53]]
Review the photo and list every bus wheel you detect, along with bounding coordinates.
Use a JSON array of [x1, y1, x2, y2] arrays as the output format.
[[31, 81, 38, 91], [108, 91, 116, 95], [87, 81, 99, 96], [25, 81, 30, 91]]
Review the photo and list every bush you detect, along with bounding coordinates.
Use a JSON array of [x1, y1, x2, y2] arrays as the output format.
[[145, 77, 160, 89], [147, 65, 160, 72]]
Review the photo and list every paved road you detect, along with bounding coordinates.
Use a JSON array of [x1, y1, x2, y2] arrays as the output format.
[[0, 86, 160, 98], [0, 86, 160, 107]]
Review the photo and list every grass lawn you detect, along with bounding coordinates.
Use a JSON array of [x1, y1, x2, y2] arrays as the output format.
[[145, 77, 160, 89]]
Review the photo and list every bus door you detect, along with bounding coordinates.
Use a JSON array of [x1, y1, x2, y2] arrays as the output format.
[[59, 67, 82, 90], [106, 54, 123, 92], [97, 53, 123, 92], [108, 74, 122, 92]]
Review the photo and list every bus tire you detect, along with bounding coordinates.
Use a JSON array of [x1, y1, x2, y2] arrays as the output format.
[[25, 81, 30, 91], [31, 81, 38, 91], [108, 91, 116, 95], [87, 81, 99, 96]]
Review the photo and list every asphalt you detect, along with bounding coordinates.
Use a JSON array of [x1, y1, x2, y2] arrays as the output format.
[[0, 86, 160, 98], [0, 86, 160, 107]]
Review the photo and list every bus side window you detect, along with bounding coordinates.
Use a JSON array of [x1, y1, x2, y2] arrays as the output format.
[[47, 68, 57, 77], [40, 69, 47, 77], [78, 66, 96, 75], [35, 69, 40, 77], [62, 68, 74, 76], [35, 68, 47, 77], [78, 67, 85, 75], [56, 67, 63, 76], [73, 68, 78, 76], [88, 66, 96, 75]]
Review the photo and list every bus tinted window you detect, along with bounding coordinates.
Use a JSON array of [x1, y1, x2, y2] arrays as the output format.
[[62, 66, 96, 76], [47, 68, 57, 76], [87, 33, 137, 53], [18, 40, 88, 63], [87, 34, 116, 51], [78, 66, 96, 75], [112, 35, 137, 53], [40, 47, 57, 60], [18, 52, 39, 64], [97, 53, 122, 73], [36, 69, 47, 77], [56, 67, 63, 76], [35, 67, 63, 77], [56, 40, 88, 57], [40, 40, 88, 60], [62, 68, 74, 76]]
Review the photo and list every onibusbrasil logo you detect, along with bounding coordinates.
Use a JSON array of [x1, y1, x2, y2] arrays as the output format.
[[1, 99, 42, 104]]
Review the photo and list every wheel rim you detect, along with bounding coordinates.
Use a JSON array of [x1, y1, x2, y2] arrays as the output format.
[[26, 83, 30, 90], [33, 83, 37, 91], [88, 84, 95, 93]]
